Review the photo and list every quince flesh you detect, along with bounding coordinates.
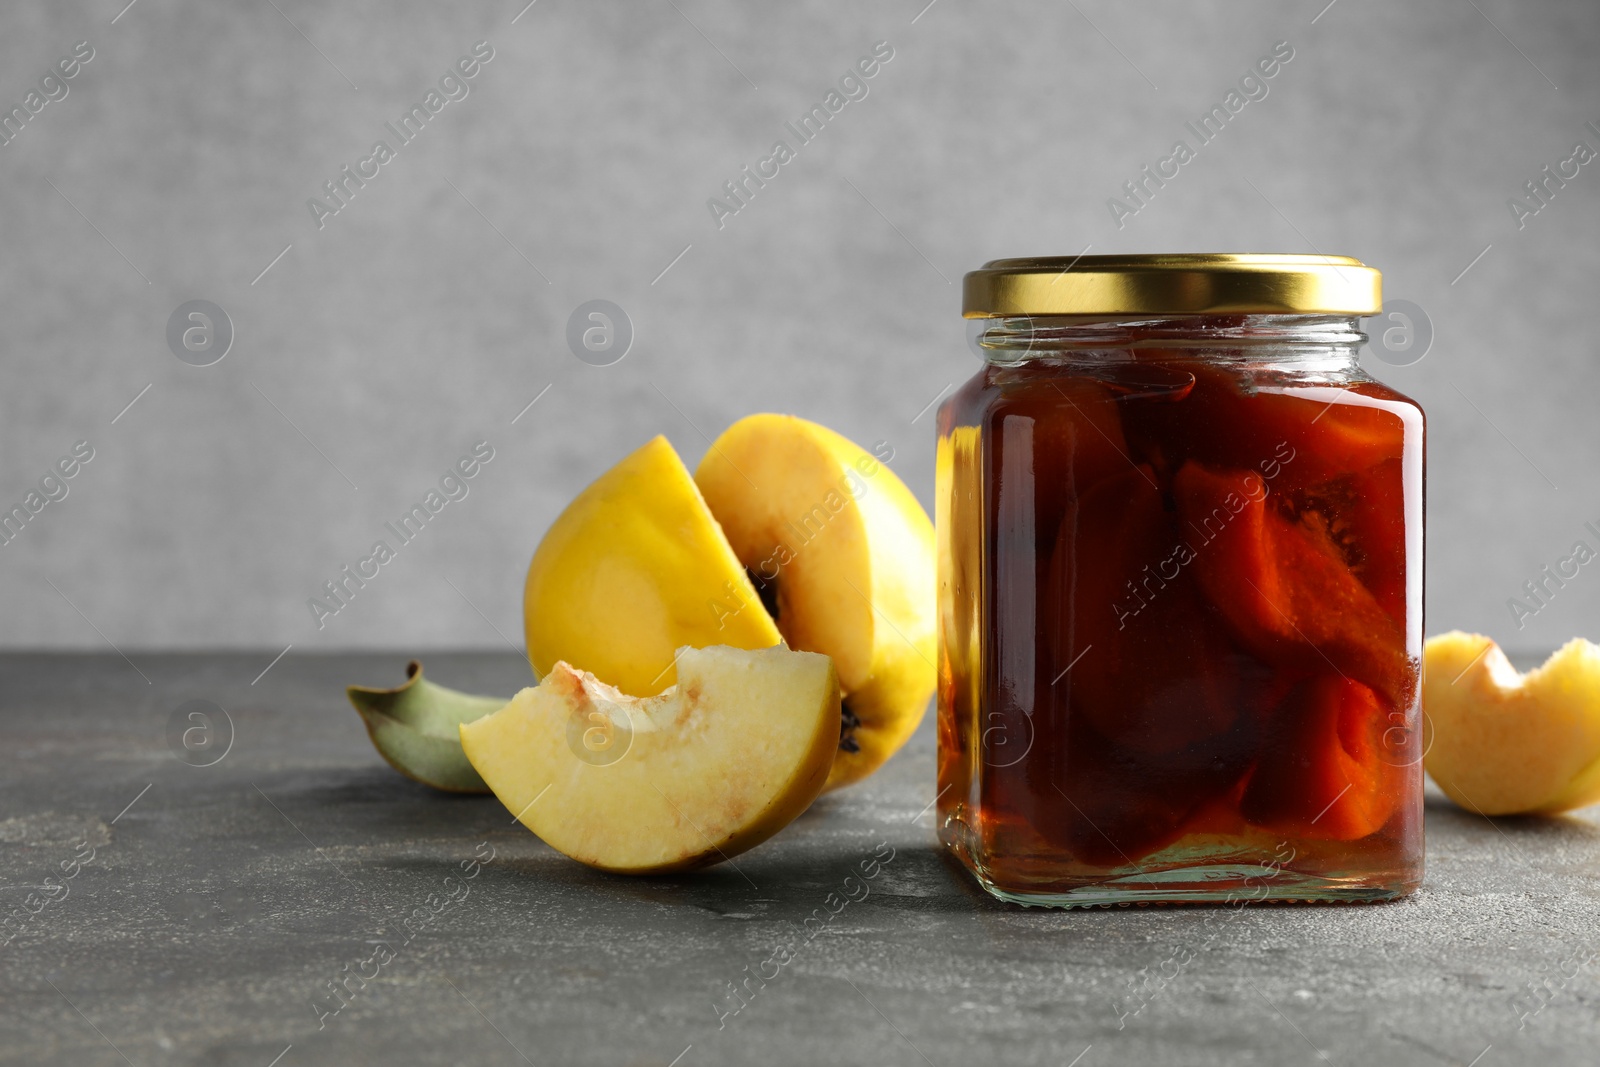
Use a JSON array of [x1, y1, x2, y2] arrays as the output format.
[[459, 645, 840, 873], [1424, 632, 1600, 815], [695, 415, 936, 791]]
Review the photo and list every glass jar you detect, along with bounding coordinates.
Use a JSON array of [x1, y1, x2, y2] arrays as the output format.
[[936, 254, 1424, 907]]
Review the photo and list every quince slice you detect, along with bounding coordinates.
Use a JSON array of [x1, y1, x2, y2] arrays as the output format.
[[1135, 365, 1414, 490], [459, 645, 840, 873], [1173, 461, 1412, 708], [1054, 466, 1243, 754], [522, 436, 782, 696], [1241, 675, 1398, 840], [695, 415, 935, 791], [347, 661, 501, 793], [1424, 632, 1600, 815]]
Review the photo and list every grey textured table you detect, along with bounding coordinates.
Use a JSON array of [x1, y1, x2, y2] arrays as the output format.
[[3, 653, 1596, 1067]]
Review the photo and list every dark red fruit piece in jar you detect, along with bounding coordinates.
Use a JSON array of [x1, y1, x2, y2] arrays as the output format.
[[1240, 675, 1398, 841], [1337, 458, 1408, 627], [1130, 364, 1406, 490], [984, 374, 1132, 546], [1172, 462, 1412, 708], [1050, 714, 1245, 867], [1052, 466, 1241, 754]]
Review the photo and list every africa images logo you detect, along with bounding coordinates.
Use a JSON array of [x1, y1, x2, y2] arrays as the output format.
[[306, 42, 495, 231], [705, 41, 895, 230]]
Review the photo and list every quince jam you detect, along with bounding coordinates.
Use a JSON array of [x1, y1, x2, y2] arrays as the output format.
[[936, 304, 1424, 906]]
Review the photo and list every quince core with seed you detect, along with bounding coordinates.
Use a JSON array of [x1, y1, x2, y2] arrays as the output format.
[[695, 415, 935, 791]]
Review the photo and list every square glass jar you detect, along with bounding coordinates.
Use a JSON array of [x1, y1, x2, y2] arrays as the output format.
[[936, 255, 1424, 907]]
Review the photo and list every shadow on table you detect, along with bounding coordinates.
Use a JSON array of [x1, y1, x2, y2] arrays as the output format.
[[473, 836, 1021, 919], [1424, 793, 1600, 844]]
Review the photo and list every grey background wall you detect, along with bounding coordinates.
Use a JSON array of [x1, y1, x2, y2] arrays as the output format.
[[1, 0, 1597, 657]]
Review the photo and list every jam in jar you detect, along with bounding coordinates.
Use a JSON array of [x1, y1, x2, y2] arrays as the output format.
[[937, 255, 1424, 906]]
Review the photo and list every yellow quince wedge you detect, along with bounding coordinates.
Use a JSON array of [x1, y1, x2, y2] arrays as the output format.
[[523, 436, 782, 696], [695, 415, 936, 791], [1423, 631, 1600, 815], [460, 645, 840, 874]]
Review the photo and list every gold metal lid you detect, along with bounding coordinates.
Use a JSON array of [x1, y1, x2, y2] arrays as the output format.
[[963, 253, 1382, 318]]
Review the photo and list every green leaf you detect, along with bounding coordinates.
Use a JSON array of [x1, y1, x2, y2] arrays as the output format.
[[347, 661, 507, 793]]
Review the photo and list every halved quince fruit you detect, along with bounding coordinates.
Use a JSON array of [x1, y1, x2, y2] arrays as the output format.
[[695, 415, 936, 790], [1424, 632, 1600, 815], [459, 645, 840, 873], [523, 436, 782, 696]]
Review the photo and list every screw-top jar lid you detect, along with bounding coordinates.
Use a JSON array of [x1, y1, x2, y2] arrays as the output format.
[[962, 253, 1382, 318]]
